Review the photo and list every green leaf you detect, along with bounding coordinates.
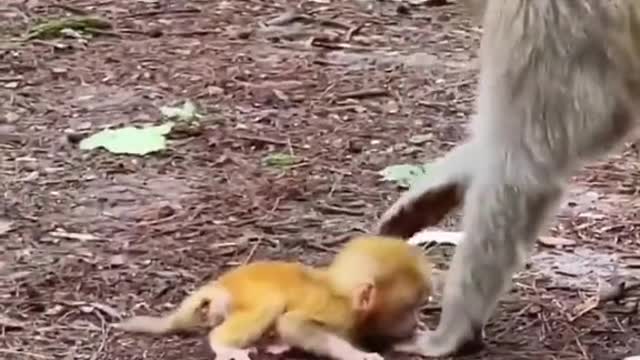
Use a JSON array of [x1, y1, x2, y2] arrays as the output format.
[[79, 122, 174, 155], [378, 163, 430, 189], [262, 153, 299, 168], [26, 16, 112, 40], [159, 100, 202, 121]]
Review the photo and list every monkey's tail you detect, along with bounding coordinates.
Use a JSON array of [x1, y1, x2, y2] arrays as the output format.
[[114, 283, 223, 334]]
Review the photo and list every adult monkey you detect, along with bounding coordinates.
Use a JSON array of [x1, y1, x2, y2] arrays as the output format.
[[375, 0, 640, 357]]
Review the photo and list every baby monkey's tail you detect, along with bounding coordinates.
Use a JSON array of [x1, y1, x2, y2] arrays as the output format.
[[114, 283, 227, 334]]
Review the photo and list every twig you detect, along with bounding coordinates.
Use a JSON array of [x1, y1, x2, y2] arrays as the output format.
[[334, 88, 389, 101], [49, 4, 88, 15], [310, 40, 375, 52], [345, 24, 363, 41], [265, 9, 351, 30], [166, 30, 218, 37], [89, 326, 109, 360], [568, 296, 599, 323], [235, 134, 302, 148], [306, 242, 338, 254], [315, 203, 364, 216], [574, 335, 590, 360], [327, 173, 344, 198], [315, 18, 351, 30], [243, 238, 263, 264], [125, 8, 201, 18], [494, 303, 535, 340], [0, 349, 51, 359], [0, 76, 23, 82], [565, 278, 640, 322], [266, 9, 303, 26]]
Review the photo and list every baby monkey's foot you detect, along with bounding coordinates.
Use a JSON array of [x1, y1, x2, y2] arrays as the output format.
[[394, 328, 483, 357], [211, 345, 256, 360]]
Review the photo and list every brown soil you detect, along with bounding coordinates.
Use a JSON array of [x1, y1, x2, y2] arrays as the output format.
[[1, 1, 639, 360]]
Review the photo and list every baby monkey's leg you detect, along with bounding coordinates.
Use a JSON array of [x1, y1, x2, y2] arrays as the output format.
[[397, 172, 563, 357], [208, 305, 283, 360], [276, 311, 384, 360]]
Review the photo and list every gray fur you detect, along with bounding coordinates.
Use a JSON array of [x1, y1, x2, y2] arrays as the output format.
[[377, 0, 640, 356]]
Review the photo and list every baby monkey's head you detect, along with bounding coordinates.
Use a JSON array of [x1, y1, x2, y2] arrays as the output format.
[[327, 235, 433, 341]]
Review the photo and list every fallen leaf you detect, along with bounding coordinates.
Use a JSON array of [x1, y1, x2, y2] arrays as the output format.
[[378, 163, 430, 189], [538, 236, 576, 247], [79, 122, 174, 155], [0, 219, 14, 235], [160, 100, 202, 121]]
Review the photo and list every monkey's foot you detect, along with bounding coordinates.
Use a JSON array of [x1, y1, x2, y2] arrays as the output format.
[[332, 346, 384, 360], [351, 351, 384, 360], [394, 329, 483, 358], [264, 342, 291, 355], [211, 346, 256, 360]]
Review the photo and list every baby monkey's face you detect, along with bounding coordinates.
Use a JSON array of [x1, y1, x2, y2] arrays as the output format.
[[361, 277, 430, 340]]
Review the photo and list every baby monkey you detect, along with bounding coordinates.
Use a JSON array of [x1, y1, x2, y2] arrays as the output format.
[[114, 235, 433, 360]]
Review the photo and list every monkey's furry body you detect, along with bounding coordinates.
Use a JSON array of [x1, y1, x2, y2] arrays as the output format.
[[377, 0, 640, 357]]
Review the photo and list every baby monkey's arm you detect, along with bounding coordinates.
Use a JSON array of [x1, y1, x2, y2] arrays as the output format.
[[276, 310, 383, 360]]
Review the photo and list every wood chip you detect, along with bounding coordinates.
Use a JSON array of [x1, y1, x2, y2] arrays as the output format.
[[537, 236, 576, 247]]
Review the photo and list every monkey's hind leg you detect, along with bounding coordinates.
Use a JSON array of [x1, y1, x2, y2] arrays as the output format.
[[208, 304, 283, 360], [398, 176, 563, 357], [375, 142, 473, 239]]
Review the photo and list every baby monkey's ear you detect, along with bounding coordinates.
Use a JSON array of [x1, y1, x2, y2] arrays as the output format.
[[352, 282, 377, 312]]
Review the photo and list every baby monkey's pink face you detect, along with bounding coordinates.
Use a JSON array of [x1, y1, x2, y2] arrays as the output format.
[[373, 306, 420, 339], [360, 275, 430, 340]]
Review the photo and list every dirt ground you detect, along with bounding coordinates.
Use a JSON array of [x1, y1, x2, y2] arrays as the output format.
[[1, 1, 640, 360]]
